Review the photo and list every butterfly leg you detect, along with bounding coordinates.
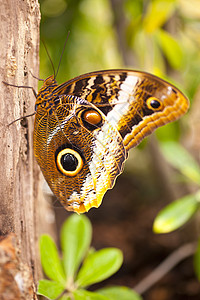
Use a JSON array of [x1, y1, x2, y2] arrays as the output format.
[[2, 81, 37, 98], [2, 81, 37, 126]]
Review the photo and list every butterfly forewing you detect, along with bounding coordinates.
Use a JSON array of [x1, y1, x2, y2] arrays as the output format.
[[54, 70, 189, 149]]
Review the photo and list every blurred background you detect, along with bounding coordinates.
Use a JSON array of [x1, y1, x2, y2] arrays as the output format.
[[38, 0, 200, 299]]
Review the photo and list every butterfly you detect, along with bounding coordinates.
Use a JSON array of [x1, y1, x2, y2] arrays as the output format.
[[32, 69, 189, 213]]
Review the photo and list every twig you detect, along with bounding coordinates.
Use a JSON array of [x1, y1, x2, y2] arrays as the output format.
[[133, 242, 197, 295]]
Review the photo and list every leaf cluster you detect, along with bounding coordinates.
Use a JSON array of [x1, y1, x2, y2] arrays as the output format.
[[153, 141, 200, 279], [37, 214, 141, 300]]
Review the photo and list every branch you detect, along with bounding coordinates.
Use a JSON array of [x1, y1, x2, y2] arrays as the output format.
[[133, 242, 197, 294]]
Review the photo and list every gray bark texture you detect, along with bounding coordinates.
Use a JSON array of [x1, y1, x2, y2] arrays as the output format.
[[0, 1, 55, 299]]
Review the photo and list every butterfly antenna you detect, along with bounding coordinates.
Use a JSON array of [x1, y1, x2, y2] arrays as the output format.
[[29, 70, 44, 82], [42, 39, 56, 78], [55, 31, 70, 79]]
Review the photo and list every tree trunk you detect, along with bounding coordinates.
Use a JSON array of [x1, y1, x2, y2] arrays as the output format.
[[0, 1, 55, 299]]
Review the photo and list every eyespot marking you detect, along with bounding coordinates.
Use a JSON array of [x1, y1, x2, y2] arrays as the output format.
[[81, 109, 103, 131], [146, 97, 163, 111], [56, 148, 83, 177]]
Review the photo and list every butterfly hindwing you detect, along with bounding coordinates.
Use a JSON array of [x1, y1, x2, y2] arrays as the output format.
[[34, 92, 126, 213]]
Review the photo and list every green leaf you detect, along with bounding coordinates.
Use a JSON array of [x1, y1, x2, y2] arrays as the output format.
[[61, 214, 92, 282], [73, 289, 109, 300], [37, 279, 65, 300], [76, 248, 123, 288], [97, 286, 142, 300], [40, 235, 66, 285], [156, 122, 180, 141], [160, 141, 200, 185], [143, 0, 176, 33], [156, 29, 183, 69], [59, 296, 71, 300], [153, 193, 200, 233], [194, 240, 200, 280]]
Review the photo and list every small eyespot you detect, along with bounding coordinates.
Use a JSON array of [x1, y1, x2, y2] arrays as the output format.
[[81, 109, 103, 131], [146, 97, 163, 111], [56, 148, 83, 177]]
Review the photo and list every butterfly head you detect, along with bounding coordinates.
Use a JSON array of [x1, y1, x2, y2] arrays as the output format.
[[35, 75, 59, 109]]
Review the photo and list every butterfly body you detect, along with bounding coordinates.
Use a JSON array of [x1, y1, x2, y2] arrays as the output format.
[[33, 70, 189, 213]]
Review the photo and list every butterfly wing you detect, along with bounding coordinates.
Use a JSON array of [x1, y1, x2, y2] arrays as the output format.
[[34, 95, 126, 213], [34, 70, 189, 213], [54, 70, 189, 150]]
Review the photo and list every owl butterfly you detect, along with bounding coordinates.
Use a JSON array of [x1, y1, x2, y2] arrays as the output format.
[[32, 69, 189, 213]]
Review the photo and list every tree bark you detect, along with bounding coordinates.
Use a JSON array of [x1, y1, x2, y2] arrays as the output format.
[[0, 1, 55, 299]]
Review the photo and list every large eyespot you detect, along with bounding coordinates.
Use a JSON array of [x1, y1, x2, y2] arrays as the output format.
[[146, 97, 163, 111], [56, 148, 83, 177], [81, 109, 103, 131]]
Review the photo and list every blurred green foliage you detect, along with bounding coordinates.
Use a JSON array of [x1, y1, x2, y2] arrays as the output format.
[[39, 0, 200, 99], [153, 141, 200, 280], [39, 0, 122, 83], [39, 0, 200, 143]]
